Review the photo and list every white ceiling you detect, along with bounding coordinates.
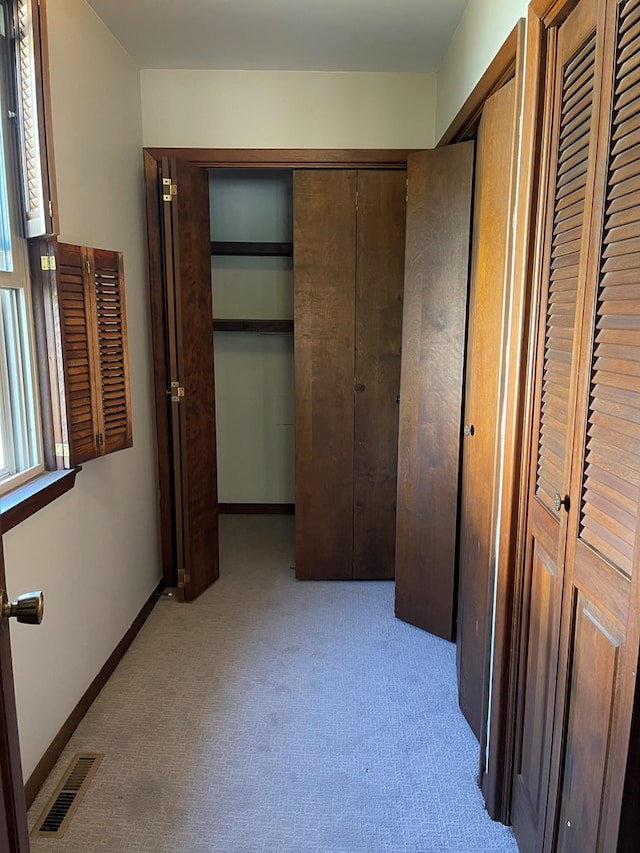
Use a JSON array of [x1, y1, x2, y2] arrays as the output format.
[[84, 0, 469, 73]]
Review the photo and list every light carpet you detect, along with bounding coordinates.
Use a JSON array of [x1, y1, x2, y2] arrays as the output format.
[[28, 514, 517, 852]]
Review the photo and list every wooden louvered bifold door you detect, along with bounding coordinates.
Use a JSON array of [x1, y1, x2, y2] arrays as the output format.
[[543, 0, 640, 849], [510, 2, 601, 850], [41, 241, 132, 468]]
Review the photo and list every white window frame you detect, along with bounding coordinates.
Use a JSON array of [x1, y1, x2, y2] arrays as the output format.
[[0, 0, 43, 495]]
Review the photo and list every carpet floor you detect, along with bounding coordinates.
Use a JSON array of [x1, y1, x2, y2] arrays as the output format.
[[28, 514, 517, 852]]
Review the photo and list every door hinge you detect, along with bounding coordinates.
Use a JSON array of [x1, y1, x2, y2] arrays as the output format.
[[96, 432, 104, 447], [85, 259, 92, 275], [355, 189, 359, 210], [162, 177, 178, 202], [55, 442, 69, 457], [170, 381, 185, 402], [41, 255, 56, 271], [177, 569, 190, 588]]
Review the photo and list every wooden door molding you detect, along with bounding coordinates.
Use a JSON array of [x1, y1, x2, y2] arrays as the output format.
[[143, 148, 412, 169], [0, 520, 30, 852]]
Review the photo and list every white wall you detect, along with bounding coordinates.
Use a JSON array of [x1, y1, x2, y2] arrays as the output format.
[[4, 0, 160, 780], [435, 0, 529, 142], [141, 70, 436, 149]]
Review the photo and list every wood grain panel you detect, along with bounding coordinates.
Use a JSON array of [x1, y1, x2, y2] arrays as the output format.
[[394, 143, 474, 641], [352, 170, 406, 581], [457, 78, 518, 741], [555, 596, 621, 853], [170, 158, 219, 601], [294, 170, 356, 580]]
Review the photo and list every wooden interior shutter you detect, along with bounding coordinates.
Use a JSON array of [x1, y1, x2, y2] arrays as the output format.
[[35, 240, 132, 468], [51, 242, 99, 466], [91, 248, 132, 455]]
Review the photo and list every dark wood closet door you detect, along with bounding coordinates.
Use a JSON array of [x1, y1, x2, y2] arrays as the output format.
[[511, 3, 600, 847], [0, 525, 29, 853], [353, 170, 406, 580], [457, 78, 518, 741], [294, 170, 356, 580], [394, 144, 474, 641], [162, 157, 219, 602]]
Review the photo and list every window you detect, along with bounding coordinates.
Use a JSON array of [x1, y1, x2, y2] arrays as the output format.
[[0, 0, 42, 495]]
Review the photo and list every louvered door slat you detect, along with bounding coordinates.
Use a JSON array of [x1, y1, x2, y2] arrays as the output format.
[[93, 248, 132, 455], [580, 15, 640, 576], [56, 244, 98, 465], [536, 34, 596, 510]]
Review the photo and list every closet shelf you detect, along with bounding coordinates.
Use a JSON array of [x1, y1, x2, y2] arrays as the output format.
[[211, 241, 293, 257], [213, 319, 294, 333]]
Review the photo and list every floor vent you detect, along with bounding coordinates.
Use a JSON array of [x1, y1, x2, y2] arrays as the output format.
[[31, 752, 104, 838]]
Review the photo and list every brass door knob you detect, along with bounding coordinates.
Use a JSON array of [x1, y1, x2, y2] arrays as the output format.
[[1, 590, 44, 625], [553, 493, 569, 513]]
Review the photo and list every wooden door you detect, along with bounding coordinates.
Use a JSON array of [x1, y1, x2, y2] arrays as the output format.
[[0, 522, 30, 852], [294, 170, 357, 580], [456, 79, 518, 741], [511, 3, 601, 847], [543, 0, 640, 847], [162, 157, 219, 602], [353, 170, 406, 580], [394, 144, 474, 641]]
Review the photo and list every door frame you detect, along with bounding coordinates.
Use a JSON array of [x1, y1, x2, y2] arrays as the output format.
[[143, 148, 411, 590]]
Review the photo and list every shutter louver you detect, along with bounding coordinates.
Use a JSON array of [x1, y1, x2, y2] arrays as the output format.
[[56, 243, 98, 465], [579, 0, 640, 578], [41, 240, 132, 468], [93, 249, 132, 454], [536, 35, 597, 512]]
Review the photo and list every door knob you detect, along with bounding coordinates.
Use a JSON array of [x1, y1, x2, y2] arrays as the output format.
[[463, 424, 475, 437], [553, 493, 569, 513], [1, 590, 44, 625]]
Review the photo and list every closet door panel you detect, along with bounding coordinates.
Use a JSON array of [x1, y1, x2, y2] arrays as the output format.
[[456, 77, 518, 741], [394, 143, 474, 641], [294, 170, 356, 580], [511, 3, 600, 849], [545, 1, 640, 847], [353, 170, 406, 580], [165, 157, 220, 602]]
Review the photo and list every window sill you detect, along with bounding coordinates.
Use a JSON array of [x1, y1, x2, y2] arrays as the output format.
[[0, 468, 81, 533]]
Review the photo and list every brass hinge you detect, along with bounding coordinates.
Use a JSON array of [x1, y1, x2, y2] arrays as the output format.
[[170, 380, 185, 402], [96, 432, 104, 447], [162, 177, 178, 202], [41, 255, 56, 271], [177, 569, 190, 588], [55, 442, 69, 457], [85, 259, 92, 275], [355, 189, 359, 210]]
